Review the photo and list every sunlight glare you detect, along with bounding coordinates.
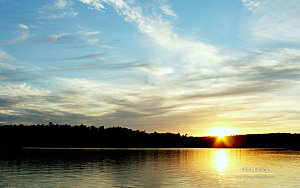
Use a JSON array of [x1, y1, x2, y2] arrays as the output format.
[[215, 150, 227, 172], [208, 127, 237, 138]]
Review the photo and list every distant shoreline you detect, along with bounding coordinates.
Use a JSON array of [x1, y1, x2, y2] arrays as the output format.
[[1, 124, 299, 149]]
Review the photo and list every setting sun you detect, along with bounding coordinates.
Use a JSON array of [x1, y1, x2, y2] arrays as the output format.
[[208, 128, 238, 138]]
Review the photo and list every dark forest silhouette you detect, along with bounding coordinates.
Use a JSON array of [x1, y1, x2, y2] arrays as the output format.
[[0, 123, 299, 149]]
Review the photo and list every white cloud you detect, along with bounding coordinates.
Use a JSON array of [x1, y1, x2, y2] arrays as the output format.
[[54, 77, 140, 116], [246, 0, 300, 42], [44, 9, 78, 19], [39, 1, 77, 20], [242, 0, 263, 11], [160, 5, 177, 18], [46, 33, 69, 42], [83, 31, 101, 36], [54, 0, 71, 9], [43, 31, 99, 45], [79, 0, 223, 76], [0, 83, 51, 97], [18, 23, 29, 30], [86, 38, 99, 45], [0, 50, 13, 60], [1, 0, 298, 133], [249, 48, 300, 69], [139, 66, 173, 76], [0, 50, 17, 70], [79, 0, 105, 11], [5, 24, 30, 44]]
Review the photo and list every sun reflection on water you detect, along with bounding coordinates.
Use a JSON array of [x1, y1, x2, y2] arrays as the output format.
[[215, 150, 227, 172]]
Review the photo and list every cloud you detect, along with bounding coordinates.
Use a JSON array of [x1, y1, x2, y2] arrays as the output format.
[[139, 66, 173, 76], [57, 59, 148, 73], [242, 0, 263, 11], [48, 52, 109, 61], [3, 23, 30, 44], [0, 68, 43, 82], [178, 48, 300, 97], [79, 0, 222, 78], [73, 1, 300, 132], [83, 31, 101, 36], [39, 0, 78, 20], [79, 0, 105, 11], [180, 81, 294, 100], [245, 0, 300, 42], [1, 67, 299, 133], [0, 50, 11, 60], [43, 9, 78, 19], [0, 83, 51, 97], [138, 61, 173, 76], [54, 0, 72, 9], [0, 50, 17, 70], [1, 0, 299, 134], [159, 2, 177, 18], [18, 23, 29, 30], [0, 50, 14, 61], [0, 79, 201, 128], [0, 108, 96, 126], [45, 33, 69, 42], [0, 50, 53, 83], [39, 31, 100, 45]]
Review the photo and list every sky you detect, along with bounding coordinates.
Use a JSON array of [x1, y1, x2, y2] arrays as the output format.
[[0, 0, 300, 136]]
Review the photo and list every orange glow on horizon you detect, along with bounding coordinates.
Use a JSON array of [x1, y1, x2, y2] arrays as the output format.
[[208, 128, 239, 148], [208, 127, 238, 138]]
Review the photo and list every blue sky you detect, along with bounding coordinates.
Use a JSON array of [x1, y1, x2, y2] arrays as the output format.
[[0, 0, 300, 136]]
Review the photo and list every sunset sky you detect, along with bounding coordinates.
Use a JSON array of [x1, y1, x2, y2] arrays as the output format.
[[0, 0, 300, 136]]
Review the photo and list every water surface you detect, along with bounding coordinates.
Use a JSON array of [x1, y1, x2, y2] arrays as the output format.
[[0, 148, 299, 187]]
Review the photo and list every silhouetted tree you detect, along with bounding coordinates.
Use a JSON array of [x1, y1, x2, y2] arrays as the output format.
[[0, 123, 299, 149]]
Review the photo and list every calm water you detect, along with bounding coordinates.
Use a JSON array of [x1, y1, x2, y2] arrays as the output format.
[[0, 148, 299, 187]]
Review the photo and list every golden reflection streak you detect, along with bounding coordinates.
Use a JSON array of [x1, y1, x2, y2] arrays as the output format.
[[214, 150, 227, 172]]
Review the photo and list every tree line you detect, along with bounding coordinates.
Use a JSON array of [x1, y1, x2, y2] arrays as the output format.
[[0, 123, 299, 149]]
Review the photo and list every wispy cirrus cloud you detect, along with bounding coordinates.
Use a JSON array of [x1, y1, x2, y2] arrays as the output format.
[[242, 0, 263, 11], [44, 33, 70, 43], [47, 52, 108, 61], [159, 0, 177, 18], [2, 23, 31, 44], [37, 30, 101, 45], [0, 83, 51, 97], [244, 0, 300, 42], [0, 50, 16, 70], [42, 10, 78, 19], [54, 0, 73, 9], [52, 1, 298, 132], [79, 0, 105, 11], [160, 5, 177, 18], [1, 0, 300, 135], [39, 0, 78, 20], [18, 23, 29, 30], [79, 0, 223, 80]]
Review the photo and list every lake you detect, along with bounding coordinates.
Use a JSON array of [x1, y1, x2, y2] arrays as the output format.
[[0, 148, 299, 187]]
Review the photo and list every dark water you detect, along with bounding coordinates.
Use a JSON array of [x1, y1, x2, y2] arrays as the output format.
[[0, 148, 299, 187]]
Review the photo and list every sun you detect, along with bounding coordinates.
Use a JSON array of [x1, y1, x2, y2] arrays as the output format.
[[208, 127, 238, 138]]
